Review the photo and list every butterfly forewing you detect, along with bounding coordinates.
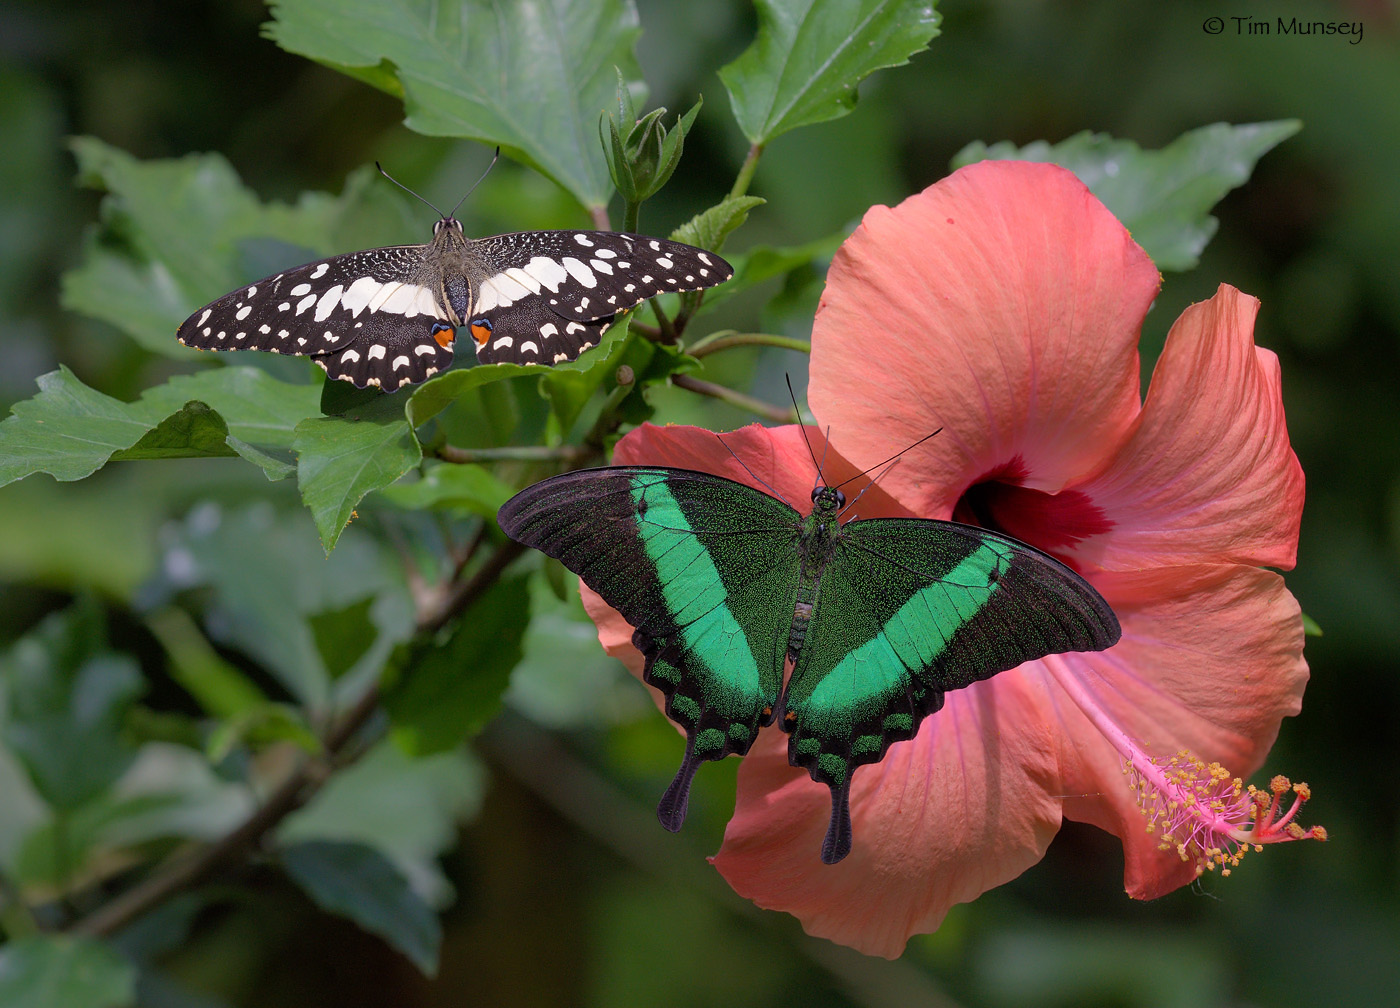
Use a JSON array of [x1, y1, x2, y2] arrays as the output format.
[[177, 218, 732, 388], [498, 466, 801, 828]]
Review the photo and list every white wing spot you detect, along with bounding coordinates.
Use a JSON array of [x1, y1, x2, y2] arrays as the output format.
[[617, 261, 631, 269], [367, 344, 386, 360], [279, 330, 290, 338], [259, 324, 271, 334], [392, 355, 411, 370], [590, 259, 614, 275], [648, 240, 661, 251], [520, 340, 539, 355], [492, 336, 514, 350], [560, 257, 597, 288], [553, 352, 569, 363], [235, 305, 252, 320], [573, 234, 595, 247], [310, 263, 329, 279], [595, 248, 616, 258], [201, 327, 211, 337], [216, 331, 227, 341], [198, 309, 211, 326], [296, 294, 317, 314], [296, 337, 307, 346], [607, 295, 617, 305], [624, 284, 636, 293], [699, 269, 709, 278], [278, 302, 290, 312], [314, 284, 345, 322], [414, 344, 436, 355], [340, 349, 360, 363], [655, 256, 674, 269], [290, 283, 313, 297], [245, 286, 258, 298], [323, 331, 336, 342], [235, 331, 247, 340], [540, 323, 559, 338], [565, 321, 585, 335], [666, 277, 677, 285]]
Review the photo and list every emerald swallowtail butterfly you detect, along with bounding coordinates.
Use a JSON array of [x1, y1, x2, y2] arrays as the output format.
[[498, 458, 1120, 863]]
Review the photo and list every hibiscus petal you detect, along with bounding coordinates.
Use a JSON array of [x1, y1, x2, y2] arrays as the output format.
[[1071, 284, 1305, 571], [1046, 563, 1308, 898], [809, 160, 1159, 518], [712, 670, 1066, 959]]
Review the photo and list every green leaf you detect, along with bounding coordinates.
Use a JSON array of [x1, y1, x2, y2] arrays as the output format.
[[294, 392, 422, 553], [63, 137, 416, 354], [146, 502, 407, 706], [384, 573, 530, 756], [376, 462, 516, 517], [952, 120, 1302, 271], [671, 195, 766, 255], [308, 596, 379, 681], [282, 840, 441, 976], [1, 601, 141, 810], [265, 0, 644, 210], [0, 367, 315, 487], [14, 792, 184, 888], [699, 232, 844, 311], [719, 0, 940, 145], [206, 703, 322, 762], [144, 606, 267, 719], [279, 741, 483, 908], [0, 936, 136, 1008]]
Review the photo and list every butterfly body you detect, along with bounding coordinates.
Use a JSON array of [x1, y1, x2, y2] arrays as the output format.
[[177, 218, 732, 389], [498, 463, 1120, 863]]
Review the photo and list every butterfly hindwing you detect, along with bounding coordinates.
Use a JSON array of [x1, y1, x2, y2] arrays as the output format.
[[497, 466, 800, 828], [783, 518, 1121, 862]]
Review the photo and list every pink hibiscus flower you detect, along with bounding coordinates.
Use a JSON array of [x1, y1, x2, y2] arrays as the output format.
[[581, 160, 1323, 958]]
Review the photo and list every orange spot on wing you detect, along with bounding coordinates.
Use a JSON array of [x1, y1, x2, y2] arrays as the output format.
[[437, 326, 459, 349], [468, 323, 491, 347]]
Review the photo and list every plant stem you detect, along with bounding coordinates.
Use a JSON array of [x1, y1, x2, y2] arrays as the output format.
[[728, 142, 764, 199], [621, 198, 640, 234], [687, 332, 811, 358], [588, 203, 611, 230], [647, 297, 677, 343], [434, 444, 594, 464], [671, 374, 797, 424]]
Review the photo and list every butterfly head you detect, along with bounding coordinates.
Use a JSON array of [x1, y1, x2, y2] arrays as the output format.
[[810, 485, 846, 514]]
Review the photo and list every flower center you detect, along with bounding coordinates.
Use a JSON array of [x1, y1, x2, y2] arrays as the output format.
[[952, 455, 1113, 554]]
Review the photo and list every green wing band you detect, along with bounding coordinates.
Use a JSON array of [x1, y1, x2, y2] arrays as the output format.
[[783, 519, 1120, 863]]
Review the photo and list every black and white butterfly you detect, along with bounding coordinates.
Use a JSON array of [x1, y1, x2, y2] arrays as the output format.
[[177, 214, 733, 389]]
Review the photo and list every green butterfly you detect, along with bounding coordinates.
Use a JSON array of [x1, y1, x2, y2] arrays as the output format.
[[497, 456, 1120, 864]]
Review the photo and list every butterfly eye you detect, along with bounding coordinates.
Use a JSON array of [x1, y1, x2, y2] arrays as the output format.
[[810, 487, 823, 503], [833, 488, 846, 509]]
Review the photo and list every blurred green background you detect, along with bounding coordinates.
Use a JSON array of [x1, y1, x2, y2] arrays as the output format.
[[1, 0, 1396, 1005]]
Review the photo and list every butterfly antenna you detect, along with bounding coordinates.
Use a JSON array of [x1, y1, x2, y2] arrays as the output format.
[[447, 146, 500, 219], [839, 456, 903, 518], [375, 146, 500, 221], [713, 432, 792, 508], [785, 375, 825, 484], [375, 162, 445, 219], [832, 427, 943, 493]]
